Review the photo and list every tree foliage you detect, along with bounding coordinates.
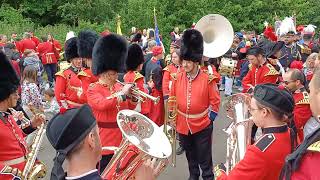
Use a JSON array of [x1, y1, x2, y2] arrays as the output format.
[[1, 0, 320, 46]]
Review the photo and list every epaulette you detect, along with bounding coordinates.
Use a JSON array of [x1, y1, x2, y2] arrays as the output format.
[[264, 63, 279, 76], [170, 73, 177, 80], [89, 82, 97, 89], [78, 70, 90, 77], [296, 92, 310, 105], [163, 66, 170, 72], [307, 140, 320, 152], [55, 71, 65, 78], [298, 44, 312, 55], [0, 165, 22, 177], [134, 71, 144, 82], [254, 133, 275, 152], [248, 63, 253, 71], [208, 74, 218, 84]]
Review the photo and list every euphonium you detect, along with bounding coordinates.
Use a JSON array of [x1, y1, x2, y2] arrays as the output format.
[[162, 96, 177, 167], [222, 93, 253, 174], [101, 110, 172, 180]]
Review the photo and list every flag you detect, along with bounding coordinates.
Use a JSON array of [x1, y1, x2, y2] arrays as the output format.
[[153, 7, 161, 46], [116, 14, 122, 35]]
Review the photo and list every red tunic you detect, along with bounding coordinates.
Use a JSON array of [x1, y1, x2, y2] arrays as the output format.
[[162, 64, 182, 97], [200, 65, 221, 83], [123, 71, 150, 115], [78, 68, 98, 103], [55, 67, 85, 108], [0, 164, 22, 180], [217, 126, 292, 180], [87, 82, 128, 155], [0, 114, 27, 172], [19, 39, 36, 53], [170, 70, 220, 135], [242, 62, 279, 92], [293, 89, 312, 142], [37, 41, 58, 64], [31, 36, 40, 46], [290, 142, 320, 180]]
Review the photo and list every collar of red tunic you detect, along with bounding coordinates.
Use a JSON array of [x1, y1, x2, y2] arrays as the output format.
[[186, 67, 200, 81], [262, 124, 288, 134]]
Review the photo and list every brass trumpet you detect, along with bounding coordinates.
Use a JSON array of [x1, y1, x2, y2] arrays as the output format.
[[116, 80, 160, 104]]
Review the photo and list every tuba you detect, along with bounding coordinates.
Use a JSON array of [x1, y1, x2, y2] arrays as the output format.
[[195, 14, 234, 58], [221, 93, 253, 174], [101, 110, 172, 179]]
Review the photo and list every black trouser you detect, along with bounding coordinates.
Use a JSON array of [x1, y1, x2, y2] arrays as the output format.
[[44, 63, 57, 84], [99, 154, 113, 174], [179, 122, 214, 180]]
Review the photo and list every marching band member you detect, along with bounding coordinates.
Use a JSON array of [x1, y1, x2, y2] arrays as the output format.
[[47, 105, 157, 180], [55, 37, 85, 109], [86, 34, 132, 172], [77, 30, 100, 103], [283, 69, 312, 142], [144, 46, 165, 126], [215, 84, 295, 180], [298, 25, 319, 63], [280, 67, 320, 179], [170, 29, 220, 180], [242, 46, 279, 93], [124, 44, 150, 115], [37, 36, 60, 87], [201, 56, 221, 84], [162, 48, 182, 100], [162, 48, 185, 155], [0, 52, 44, 179]]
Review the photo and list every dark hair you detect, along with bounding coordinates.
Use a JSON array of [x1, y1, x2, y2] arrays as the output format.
[[41, 36, 48, 42], [289, 68, 309, 91], [22, 65, 37, 83], [256, 100, 290, 122], [44, 88, 55, 97], [247, 46, 264, 56]]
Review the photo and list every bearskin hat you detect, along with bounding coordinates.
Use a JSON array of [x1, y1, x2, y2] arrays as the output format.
[[180, 29, 203, 62], [0, 52, 20, 101], [92, 34, 128, 75], [126, 44, 144, 71], [64, 37, 79, 62], [77, 30, 99, 59]]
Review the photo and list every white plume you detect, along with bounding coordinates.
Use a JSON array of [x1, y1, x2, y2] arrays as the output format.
[[65, 31, 76, 41], [279, 17, 296, 36], [303, 24, 317, 34]]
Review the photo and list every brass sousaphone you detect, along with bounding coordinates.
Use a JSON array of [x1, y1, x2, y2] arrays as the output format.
[[195, 14, 236, 76]]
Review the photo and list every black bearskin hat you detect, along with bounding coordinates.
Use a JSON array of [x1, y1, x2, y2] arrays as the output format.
[[92, 34, 128, 75], [180, 29, 203, 63], [126, 44, 144, 71], [64, 37, 79, 62], [77, 30, 99, 59], [0, 52, 20, 101]]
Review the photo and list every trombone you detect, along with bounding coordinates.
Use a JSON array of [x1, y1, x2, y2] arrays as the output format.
[[163, 96, 177, 167], [116, 80, 160, 104]]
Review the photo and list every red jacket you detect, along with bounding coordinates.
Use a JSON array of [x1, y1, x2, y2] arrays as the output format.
[[200, 65, 221, 83], [37, 41, 58, 64], [123, 71, 150, 115], [290, 141, 320, 180], [78, 68, 98, 103], [19, 39, 36, 53], [242, 62, 279, 92], [162, 64, 182, 98], [87, 82, 129, 155], [0, 114, 27, 172], [0, 164, 23, 180], [55, 67, 85, 108], [170, 70, 220, 135], [293, 88, 312, 142], [217, 125, 292, 180], [31, 36, 40, 46]]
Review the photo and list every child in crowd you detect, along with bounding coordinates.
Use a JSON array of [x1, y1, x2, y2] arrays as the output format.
[[42, 88, 60, 120]]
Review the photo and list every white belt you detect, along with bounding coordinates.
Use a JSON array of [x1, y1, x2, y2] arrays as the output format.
[[0, 156, 26, 166], [177, 108, 209, 119]]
